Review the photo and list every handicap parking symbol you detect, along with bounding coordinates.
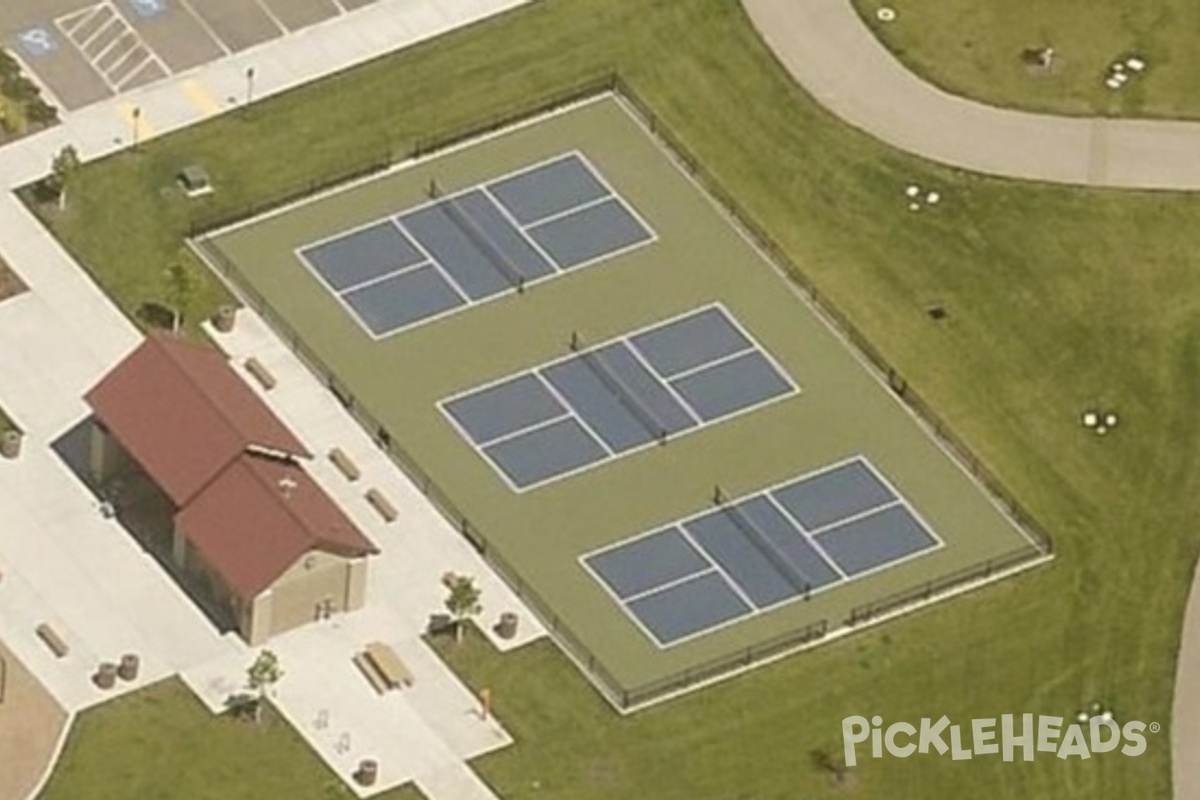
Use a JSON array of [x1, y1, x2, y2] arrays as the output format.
[[16, 27, 57, 58], [128, 0, 168, 18]]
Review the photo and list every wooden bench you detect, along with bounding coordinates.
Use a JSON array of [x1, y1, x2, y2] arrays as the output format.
[[244, 357, 277, 391], [352, 651, 390, 695], [354, 642, 413, 693], [328, 447, 361, 482], [35, 623, 69, 658], [365, 487, 397, 522]]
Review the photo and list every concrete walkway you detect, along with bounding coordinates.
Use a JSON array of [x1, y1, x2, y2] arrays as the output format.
[[743, 0, 1200, 189], [740, 1, 1200, 795]]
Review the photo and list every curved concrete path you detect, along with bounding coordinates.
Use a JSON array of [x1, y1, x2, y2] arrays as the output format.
[[741, 0, 1200, 795], [744, 0, 1200, 189]]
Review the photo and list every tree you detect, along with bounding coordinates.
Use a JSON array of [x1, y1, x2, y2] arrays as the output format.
[[245, 649, 283, 725], [444, 575, 482, 644], [48, 145, 80, 210], [163, 257, 200, 333]]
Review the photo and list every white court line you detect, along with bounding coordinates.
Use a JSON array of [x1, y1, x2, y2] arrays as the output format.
[[531, 371, 615, 457], [237, 148, 656, 342], [620, 567, 721, 605], [763, 493, 849, 580], [578, 455, 948, 648], [470, 411, 575, 449], [619, 337, 704, 425], [435, 302, 799, 494], [331, 258, 432, 296], [661, 345, 757, 382], [520, 192, 614, 229], [479, 184, 560, 274]]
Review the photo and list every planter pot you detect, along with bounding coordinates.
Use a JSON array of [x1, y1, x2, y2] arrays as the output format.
[[0, 429, 22, 460], [212, 305, 237, 333]]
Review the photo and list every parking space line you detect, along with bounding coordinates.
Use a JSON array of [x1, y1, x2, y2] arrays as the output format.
[[176, 0, 232, 56], [78, 16, 120, 53], [93, 30, 135, 65], [181, 78, 223, 116], [252, 0, 289, 35], [56, 6, 101, 36], [110, 48, 151, 82]]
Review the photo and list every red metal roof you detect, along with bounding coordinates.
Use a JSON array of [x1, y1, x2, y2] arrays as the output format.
[[87, 334, 375, 602], [85, 334, 309, 506], [175, 454, 378, 600]]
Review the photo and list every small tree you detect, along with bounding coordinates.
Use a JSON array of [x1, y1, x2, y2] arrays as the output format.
[[48, 145, 80, 210], [163, 257, 200, 333], [245, 649, 284, 725], [444, 575, 482, 644]]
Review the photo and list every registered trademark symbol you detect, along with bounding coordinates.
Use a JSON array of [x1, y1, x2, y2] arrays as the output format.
[[1150, 722, 1161, 734]]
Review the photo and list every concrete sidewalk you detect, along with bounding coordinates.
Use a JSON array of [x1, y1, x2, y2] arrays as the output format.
[[742, 0, 1200, 189]]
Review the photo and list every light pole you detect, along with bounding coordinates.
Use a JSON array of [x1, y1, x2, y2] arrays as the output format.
[[245, 66, 256, 107], [131, 106, 141, 150]]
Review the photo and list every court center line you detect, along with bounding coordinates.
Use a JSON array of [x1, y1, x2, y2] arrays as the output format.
[[660, 345, 758, 382], [531, 371, 616, 457], [620, 338, 704, 425], [762, 493, 848, 579], [620, 567, 720, 604], [522, 192, 618, 231], [471, 411, 576, 449], [333, 259, 432, 296], [805, 499, 905, 539]]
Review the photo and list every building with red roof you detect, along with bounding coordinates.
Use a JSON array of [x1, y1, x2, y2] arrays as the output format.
[[85, 334, 377, 644]]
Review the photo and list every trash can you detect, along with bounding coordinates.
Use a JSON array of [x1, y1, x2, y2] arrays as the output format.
[[94, 662, 118, 690], [212, 305, 238, 333], [355, 759, 378, 787], [496, 612, 519, 640], [0, 429, 22, 460], [118, 653, 140, 681]]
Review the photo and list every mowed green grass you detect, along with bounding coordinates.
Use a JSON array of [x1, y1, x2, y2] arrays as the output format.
[[851, 0, 1200, 118], [26, 0, 1200, 797], [37, 680, 426, 800]]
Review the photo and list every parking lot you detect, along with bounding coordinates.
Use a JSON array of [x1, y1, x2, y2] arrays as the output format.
[[2, 0, 379, 110]]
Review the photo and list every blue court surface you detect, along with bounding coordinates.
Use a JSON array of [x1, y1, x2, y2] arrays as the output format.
[[440, 304, 798, 490], [583, 457, 943, 646], [296, 152, 654, 337]]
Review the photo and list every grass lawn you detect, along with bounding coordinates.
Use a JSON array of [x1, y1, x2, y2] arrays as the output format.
[[36, 679, 427, 800], [25, 0, 1200, 797], [851, 0, 1200, 119]]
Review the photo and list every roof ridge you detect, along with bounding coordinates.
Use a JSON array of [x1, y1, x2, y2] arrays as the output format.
[[155, 335, 300, 458], [241, 452, 372, 556]]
